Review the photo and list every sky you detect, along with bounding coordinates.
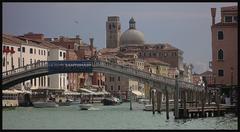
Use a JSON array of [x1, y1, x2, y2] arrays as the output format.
[[2, 2, 237, 74]]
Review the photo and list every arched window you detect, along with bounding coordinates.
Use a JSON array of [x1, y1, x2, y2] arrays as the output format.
[[218, 49, 224, 60], [218, 31, 224, 40]]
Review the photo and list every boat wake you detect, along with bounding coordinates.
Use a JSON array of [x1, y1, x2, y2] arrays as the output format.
[[88, 107, 101, 111]]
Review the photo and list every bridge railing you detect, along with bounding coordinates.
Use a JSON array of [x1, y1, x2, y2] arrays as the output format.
[[2, 61, 48, 77], [94, 60, 204, 91]]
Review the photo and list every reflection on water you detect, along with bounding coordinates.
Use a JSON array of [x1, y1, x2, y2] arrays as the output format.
[[2, 102, 238, 129]]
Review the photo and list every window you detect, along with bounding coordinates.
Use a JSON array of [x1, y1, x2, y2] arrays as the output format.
[[109, 77, 111, 82], [44, 50, 46, 56], [111, 86, 113, 91], [11, 47, 14, 51], [118, 76, 120, 81], [30, 48, 33, 54], [18, 48, 21, 51], [22, 47, 25, 53], [218, 69, 224, 77], [30, 59, 32, 64], [63, 52, 66, 58], [41, 50, 43, 55], [233, 16, 237, 22], [18, 57, 20, 67], [149, 53, 151, 57], [34, 78, 36, 86], [118, 85, 120, 91], [48, 77, 50, 87], [68, 45, 70, 49], [34, 49, 36, 54], [218, 49, 224, 60], [3, 57, 5, 66], [164, 52, 167, 57], [38, 50, 40, 55], [23, 58, 25, 66], [60, 52, 62, 57], [217, 31, 224, 40], [224, 16, 232, 23], [48, 51, 50, 56]]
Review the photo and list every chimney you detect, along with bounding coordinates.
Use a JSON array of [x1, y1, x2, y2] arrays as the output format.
[[90, 38, 94, 57], [211, 8, 216, 25], [59, 36, 64, 41]]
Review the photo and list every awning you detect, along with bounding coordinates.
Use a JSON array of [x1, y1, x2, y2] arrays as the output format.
[[64, 91, 81, 95], [132, 90, 144, 96], [79, 88, 96, 95], [79, 88, 110, 95]]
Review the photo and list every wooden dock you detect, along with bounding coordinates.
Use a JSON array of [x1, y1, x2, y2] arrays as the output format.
[[178, 106, 227, 119]]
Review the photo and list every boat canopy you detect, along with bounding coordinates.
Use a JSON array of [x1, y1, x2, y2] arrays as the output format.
[[132, 90, 144, 97], [79, 88, 110, 95], [64, 91, 81, 95]]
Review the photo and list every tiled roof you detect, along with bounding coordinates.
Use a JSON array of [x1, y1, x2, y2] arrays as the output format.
[[199, 70, 212, 76], [221, 6, 237, 11], [144, 58, 170, 66]]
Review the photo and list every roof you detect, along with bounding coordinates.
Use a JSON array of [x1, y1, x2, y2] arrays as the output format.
[[98, 48, 119, 54], [221, 6, 237, 12], [18, 36, 51, 49], [2, 34, 22, 46], [199, 70, 213, 76], [3, 34, 49, 49], [213, 22, 238, 27], [144, 58, 170, 66]]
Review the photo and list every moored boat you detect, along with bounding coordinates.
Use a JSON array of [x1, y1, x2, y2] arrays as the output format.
[[32, 100, 59, 108], [101, 97, 121, 105], [79, 103, 93, 110]]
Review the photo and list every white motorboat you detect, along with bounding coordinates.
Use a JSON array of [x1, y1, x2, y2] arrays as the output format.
[[138, 98, 150, 104], [79, 103, 93, 110], [32, 100, 59, 108], [144, 104, 156, 111]]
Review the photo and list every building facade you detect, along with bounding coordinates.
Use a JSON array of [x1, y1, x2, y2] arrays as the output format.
[[21, 32, 68, 91], [2, 34, 49, 90], [211, 6, 238, 86]]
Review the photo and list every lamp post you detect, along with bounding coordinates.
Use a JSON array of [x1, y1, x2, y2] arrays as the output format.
[[129, 85, 132, 110], [230, 67, 233, 105]]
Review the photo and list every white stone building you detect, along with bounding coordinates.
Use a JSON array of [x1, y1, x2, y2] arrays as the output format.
[[2, 34, 49, 90]]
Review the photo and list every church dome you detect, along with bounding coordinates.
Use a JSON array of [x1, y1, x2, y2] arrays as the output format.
[[120, 29, 144, 46], [120, 17, 144, 47]]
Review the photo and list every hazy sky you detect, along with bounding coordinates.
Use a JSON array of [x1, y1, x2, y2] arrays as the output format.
[[2, 2, 237, 74]]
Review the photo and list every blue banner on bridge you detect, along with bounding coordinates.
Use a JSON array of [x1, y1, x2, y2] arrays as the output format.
[[48, 60, 93, 73]]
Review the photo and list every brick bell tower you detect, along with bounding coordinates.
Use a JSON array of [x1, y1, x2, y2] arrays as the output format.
[[106, 16, 121, 48]]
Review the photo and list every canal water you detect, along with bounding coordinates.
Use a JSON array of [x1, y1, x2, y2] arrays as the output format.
[[2, 102, 238, 130]]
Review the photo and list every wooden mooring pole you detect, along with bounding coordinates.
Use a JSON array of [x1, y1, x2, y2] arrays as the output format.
[[174, 77, 179, 119], [152, 89, 155, 115], [165, 86, 169, 120], [157, 91, 162, 113], [183, 90, 187, 118], [201, 91, 205, 117]]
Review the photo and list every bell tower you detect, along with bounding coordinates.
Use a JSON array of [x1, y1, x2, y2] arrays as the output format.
[[106, 16, 121, 48]]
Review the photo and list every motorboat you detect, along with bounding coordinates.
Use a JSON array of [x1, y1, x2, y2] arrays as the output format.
[[57, 99, 73, 106], [144, 104, 155, 111], [70, 99, 81, 105], [32, 100, 59, 108], [79, 103, 93, 110], [101, 97, 121, 106], [138, 98, 150, 105]]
